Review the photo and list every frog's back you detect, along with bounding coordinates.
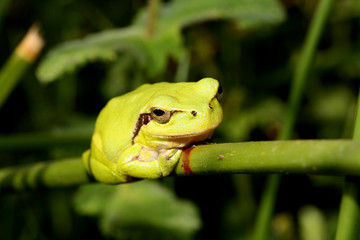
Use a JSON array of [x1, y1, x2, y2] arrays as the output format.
[[92, 83, 161, 162]]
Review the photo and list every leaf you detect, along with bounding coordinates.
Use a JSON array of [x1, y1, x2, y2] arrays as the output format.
[[74, 180, 201, 240], [74, 183, 116, 216], [37, 27, 154, 83], [37, 0, 286, 83], [134, 0, 286, 30]]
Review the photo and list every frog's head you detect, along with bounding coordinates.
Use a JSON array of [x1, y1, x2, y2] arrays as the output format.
[[134, 78, 223, 149]]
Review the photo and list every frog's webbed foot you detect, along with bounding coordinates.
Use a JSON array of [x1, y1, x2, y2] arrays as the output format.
[[118, 144, 182, 179]]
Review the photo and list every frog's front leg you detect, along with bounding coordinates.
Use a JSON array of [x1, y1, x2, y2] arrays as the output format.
[[118, 144, 181, 179], [158, 148, 182, 176]]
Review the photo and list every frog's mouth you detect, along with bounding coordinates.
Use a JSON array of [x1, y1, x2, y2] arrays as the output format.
[[157, 127, 215, 139], [150, 127, 218, 149]]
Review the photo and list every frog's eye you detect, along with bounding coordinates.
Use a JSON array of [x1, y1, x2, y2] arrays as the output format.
[[150, 107, 171, 124], [216, 84, 223, 100]]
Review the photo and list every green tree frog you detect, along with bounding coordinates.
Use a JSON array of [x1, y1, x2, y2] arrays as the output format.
[[82, 78, 223, 184]]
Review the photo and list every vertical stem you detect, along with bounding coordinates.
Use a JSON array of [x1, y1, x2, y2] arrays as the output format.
[[0, 53, 29, 109], [252, 174, 281, 240], [352, 88, 360, 140], [335, 88, 360, 240], [0, 25, 44, 109], [252, 0, 334, 239], [174, 52, 190, 82], [146, 0, 160, 36], [335, 178, 360, 240], [279, 0, 334, 140]]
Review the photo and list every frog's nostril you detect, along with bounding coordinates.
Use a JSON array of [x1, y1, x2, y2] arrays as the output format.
[[191, 111, 197, 117], [208, 103, 213, 110]]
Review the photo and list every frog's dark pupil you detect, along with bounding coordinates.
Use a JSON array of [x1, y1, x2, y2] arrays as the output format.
[[153, 109, 165, 116]]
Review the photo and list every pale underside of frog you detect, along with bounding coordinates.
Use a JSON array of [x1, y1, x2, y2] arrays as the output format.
[[82, 78, 223, 184]]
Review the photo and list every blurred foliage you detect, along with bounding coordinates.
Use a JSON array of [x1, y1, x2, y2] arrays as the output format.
[[0, 0, 360, 239], [74, 180, 201, 240], [298, 205, 327, 240], [36, 0, 285, 93]]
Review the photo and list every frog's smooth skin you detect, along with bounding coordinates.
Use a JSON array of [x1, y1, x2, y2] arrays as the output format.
[[83, 78, 223, 184]]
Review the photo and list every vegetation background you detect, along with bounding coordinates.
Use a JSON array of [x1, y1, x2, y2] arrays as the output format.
[[0, 0, 359, 239]]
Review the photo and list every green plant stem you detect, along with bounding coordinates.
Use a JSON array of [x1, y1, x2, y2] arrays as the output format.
[[335, 178, 360, 240], [0, 53, 31, 109], [252, 174, 281, 240], [175, 140, 360, 177], [1, 140, 360, 192], [335, 88, 360, 240], [0, 25, 43, 109], [0, 133, 91, 150], [279, 0, 334, 140], [174, 52, 190, 82], [353, 87, 360, 140], [146, 0, 160, 36], [253, 0, 334, 239], [0, 158, 90, 192]]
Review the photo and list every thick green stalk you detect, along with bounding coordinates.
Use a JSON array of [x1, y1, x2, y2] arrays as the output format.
[[0, 158, 90, 192], [1, 140, 360, 192], [335, 88, 360, 240], [0, 25, 44, 109], [253, 0, 334, 239], [175, 140, 360, 177]]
